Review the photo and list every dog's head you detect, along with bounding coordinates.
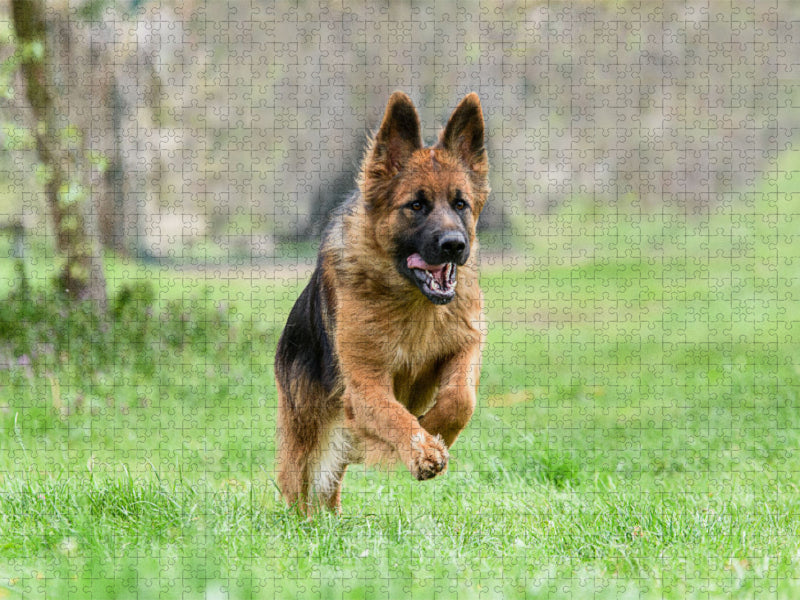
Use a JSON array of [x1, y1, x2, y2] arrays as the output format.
[[360, 92, 489, 305]]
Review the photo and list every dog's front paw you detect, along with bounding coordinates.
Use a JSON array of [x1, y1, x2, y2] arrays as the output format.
[[409, 432, 449, 480]]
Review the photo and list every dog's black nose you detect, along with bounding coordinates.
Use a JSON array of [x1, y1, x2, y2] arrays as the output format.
[[438, 232, 467, 262]]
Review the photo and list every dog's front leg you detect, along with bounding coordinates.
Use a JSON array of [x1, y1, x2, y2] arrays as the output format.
[[342, 376, 449, 480], [418, 342, 482, 447]]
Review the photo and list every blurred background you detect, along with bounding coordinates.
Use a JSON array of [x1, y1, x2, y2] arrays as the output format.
[[2, 3, 800, 595], [2, 0, 798, 268]]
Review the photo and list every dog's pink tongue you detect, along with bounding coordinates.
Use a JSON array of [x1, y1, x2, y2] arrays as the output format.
[[407, 253, 444, 274]]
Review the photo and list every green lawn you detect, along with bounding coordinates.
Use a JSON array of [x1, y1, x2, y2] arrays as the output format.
[[0, 167, 799, 598]]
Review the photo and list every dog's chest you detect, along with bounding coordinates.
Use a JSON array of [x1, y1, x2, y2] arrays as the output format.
[[385, 305, 462, 368]]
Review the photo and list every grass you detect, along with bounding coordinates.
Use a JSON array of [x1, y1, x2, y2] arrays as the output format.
[[0, 158, 799, 598]]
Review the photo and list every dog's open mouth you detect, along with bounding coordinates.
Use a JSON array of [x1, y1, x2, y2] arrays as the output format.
[[406, 253, 457, 304]]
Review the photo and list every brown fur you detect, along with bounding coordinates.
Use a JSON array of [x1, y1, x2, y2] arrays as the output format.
[[275, 92, 489, 514]]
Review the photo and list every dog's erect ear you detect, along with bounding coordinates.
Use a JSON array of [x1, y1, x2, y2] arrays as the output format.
[[439, 93, 487, 173], [369, 92, 422, 176]]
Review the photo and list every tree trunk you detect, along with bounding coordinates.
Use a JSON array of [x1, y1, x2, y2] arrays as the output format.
[[11, 0, 107, 310], [98, 75, 126, 253]]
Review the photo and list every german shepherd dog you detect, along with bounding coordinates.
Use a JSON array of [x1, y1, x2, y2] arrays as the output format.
[[275, 92, 489, 514]]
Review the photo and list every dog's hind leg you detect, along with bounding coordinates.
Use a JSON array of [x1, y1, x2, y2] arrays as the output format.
[[308, 420, 363, 513], [276, 390, 313, 512]]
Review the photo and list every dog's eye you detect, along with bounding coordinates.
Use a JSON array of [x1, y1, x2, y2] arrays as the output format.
[[408, 192, 427, 212], [453, 190, 470, 211]]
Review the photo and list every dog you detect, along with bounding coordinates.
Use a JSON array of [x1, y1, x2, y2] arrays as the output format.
[[275, 91, 489, 514]]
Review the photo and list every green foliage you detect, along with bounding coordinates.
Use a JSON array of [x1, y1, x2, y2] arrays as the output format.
[[58, 124, 82, 151], [0, 20, 20, 101], [20, 40, 44, 62], [86, 148, 109, 172], [1, 123, 35, 150], [0, 277, 239, 377], [57, 180, 86, 208], [76, 0, 112, 21]]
